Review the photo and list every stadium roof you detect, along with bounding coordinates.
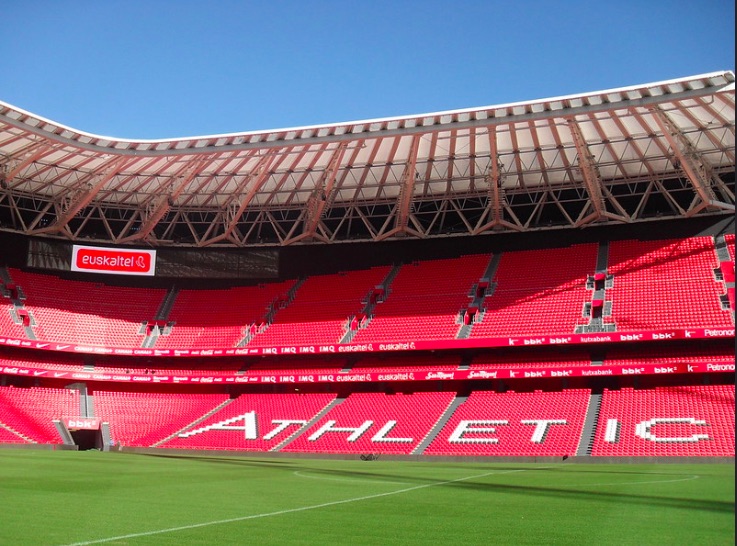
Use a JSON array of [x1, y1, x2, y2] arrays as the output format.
[[0, 71, 734, 247]]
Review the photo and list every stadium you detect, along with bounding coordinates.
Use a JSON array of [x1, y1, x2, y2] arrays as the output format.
[[0, 71, 734, 544]]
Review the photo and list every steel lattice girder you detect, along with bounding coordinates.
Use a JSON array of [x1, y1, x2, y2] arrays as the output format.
[[0, 71, 734, 247]]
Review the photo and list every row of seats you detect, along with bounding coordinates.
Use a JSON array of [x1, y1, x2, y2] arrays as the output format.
[[592, 385, 734, 456], [7, 269, 165, 347], [351, 255, 491, 343], [1, 237, 733, 349], [606, 238, 732, 330], [92, 391, 230, 447], [471, 244, 598, 337], [1, 384, 732, 456], [156, 280, 295, 349], [248, 266, 391, 347], [0, 385, 80, 443]]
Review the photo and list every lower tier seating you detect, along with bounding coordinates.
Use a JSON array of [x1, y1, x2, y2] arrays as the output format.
[[92, 390, 229, 447], [161, 393, 337, 452], [282, 391, 456, 455], [423, 389, 591, 457], [0, 385, 80, 443], [1, 383, 733, 458], [590, 385, 735, 457]]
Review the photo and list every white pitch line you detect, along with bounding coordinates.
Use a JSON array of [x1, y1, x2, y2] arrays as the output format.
[[59, 467, 534, 546]]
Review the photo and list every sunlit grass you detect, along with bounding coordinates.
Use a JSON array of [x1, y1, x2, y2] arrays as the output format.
[[0, 450, 733, 545]]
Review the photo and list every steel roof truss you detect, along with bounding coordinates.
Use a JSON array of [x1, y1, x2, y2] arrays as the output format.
[[3, 142, 59, 182], [649, 106, 735, 215], [286, 142, 348, 244], [377, 135, 421, 240], [28, 155, 132, 236], [198, 152, 286, 246], [118, 157, 213, 243]]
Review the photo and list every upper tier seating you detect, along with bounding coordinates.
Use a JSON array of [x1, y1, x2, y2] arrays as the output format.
[[156, 280, 295, 349], [351, 255, 490, 343], [606, 238, 733, 330], [0, 385, 80, 443], [1, 236, 733, 351], [591, 385, 735, 457], [282, 391, 456, 455], [470, 244, 598, 338], [92, 390, 229, 446], [8, 268, 166, 347], [423, 389, 591, 457], [248, 266, 391, 347], [162, 392, 336, 451]]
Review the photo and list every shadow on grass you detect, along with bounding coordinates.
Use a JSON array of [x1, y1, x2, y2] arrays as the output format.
[[128, 452, 734, 515]]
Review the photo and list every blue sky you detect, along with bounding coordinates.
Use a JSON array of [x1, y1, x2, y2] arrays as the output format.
[[2, 1, 734, 139]]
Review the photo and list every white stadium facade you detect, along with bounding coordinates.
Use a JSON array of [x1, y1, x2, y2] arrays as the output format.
[[0, 71, 733, 459]]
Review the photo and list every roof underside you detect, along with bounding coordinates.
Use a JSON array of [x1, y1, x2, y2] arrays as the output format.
[[0, 71, 734, 247]]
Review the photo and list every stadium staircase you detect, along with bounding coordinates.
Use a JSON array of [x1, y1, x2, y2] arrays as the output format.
[[576, 392, 603, 456], [142, 286, 179, 347], [412, 394, 468, 454], [456, 254, 500, 339], [77, 383, 93, 417], [240, 279, 306, 346], [576, 242, 615, 334], [713, 234, 735, 314], [100, 422, 113, 450], [138, 292, 173, 347], [155, 286, 180, 321], [340, 265, 402, 343], [1, 266, 36, 340], [54, 420, 75, 446], [715, 237, 730, 262]]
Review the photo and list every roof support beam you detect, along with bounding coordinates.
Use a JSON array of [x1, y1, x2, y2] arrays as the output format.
[[285, 142, 349, 245], [376, 135, 422, 241], [118, 157, 214, 243], [3, 142, 58, 182], [29, 155, 133, 236], [568, 119, 605, 226], [568, 119, 629, 226], [198, 152, 284, 246], [474, 127, 523, 233], [649, 106, 735, 215]]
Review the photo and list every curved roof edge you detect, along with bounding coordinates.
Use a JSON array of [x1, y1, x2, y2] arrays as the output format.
[[0, 71, 734, 151]]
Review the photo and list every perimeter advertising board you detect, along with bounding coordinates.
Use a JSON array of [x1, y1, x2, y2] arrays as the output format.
[[71, 245, 156, 276]]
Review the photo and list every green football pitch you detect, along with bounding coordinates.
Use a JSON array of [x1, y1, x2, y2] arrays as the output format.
[[0, 450, 733, 545]]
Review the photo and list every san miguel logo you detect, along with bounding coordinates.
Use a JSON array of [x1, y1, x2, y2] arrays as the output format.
[[71, 245, 156, 276]]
